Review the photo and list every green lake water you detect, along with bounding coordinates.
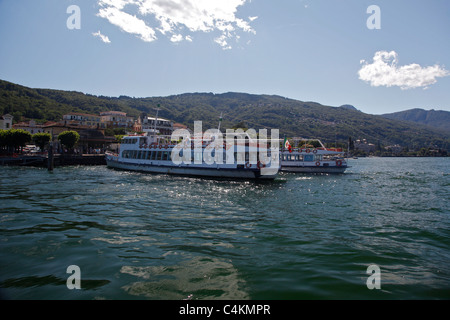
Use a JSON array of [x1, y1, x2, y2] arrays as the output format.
[[1, 157, 449, 299]]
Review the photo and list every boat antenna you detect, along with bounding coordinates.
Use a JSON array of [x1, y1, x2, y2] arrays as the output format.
[[153, 103, 160, 144], [154, 105, 160, 143], [347, 136, 351, 162], [218, 112, 223, 132]]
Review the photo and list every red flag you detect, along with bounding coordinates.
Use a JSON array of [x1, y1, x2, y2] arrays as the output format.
[[284, 137, 292, 153]]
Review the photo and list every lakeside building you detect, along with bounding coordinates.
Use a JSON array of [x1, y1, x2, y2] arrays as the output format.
[[100, 111, 135, 128], [6, 109, 177, 152], [62, 113, 106, 129], [385, 144, 403, 154], [46, 122, 114, 152], [135, 113, 174, 135], [354, 139, 376, 153], [0, 114, 13, 130], [12, 120, 52, 135], [12, 120, 114, 153]]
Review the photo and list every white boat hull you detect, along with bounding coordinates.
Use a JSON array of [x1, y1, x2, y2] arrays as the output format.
[[281, 164, 347, 174], [106, 158, 277, 180]]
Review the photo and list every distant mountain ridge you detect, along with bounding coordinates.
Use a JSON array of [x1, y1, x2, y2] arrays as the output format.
[[0, 79, 448, 149], [339, 104, 359, 111], [382, 108, 450, 134]]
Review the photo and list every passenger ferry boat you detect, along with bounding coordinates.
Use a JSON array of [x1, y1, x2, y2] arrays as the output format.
[[105, 132, 280, 180], [280, 139, 348, 174]]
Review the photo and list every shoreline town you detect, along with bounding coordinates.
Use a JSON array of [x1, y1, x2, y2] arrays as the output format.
[[0, 109, 446, 173]]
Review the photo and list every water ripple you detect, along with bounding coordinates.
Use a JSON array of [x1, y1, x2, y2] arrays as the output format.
[[1, 158, 449, 299]]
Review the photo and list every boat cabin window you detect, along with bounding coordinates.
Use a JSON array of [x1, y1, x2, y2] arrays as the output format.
[[281, 153, 303, 161], [122, 138, 138, 144]]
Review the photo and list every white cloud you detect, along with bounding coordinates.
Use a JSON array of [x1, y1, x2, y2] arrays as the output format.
[[358, 51, 449, 90], [214, 34, 232, 50], [92, 30, 111, 43], [170, 34, 183, 43], [96, 0, 256, 49], [97, 5, 157, 42], [98, 0, 135, 9]]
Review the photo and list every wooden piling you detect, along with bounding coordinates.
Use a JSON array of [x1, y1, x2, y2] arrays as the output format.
[[48, 145, 54, 171]]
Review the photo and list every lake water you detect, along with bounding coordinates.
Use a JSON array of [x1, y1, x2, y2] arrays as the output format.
[[1, 157, 449, 300]]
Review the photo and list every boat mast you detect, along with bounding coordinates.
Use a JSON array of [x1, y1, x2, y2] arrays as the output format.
[[347, 136, 350, 162], [154, 104, 160, 144], [217, 112, 223, 132]]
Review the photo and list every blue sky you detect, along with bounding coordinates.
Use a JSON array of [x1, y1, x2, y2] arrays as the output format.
[[0, 0, 449, 115]]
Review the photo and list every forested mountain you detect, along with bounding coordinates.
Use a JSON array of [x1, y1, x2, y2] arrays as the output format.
[[1, 79, 449, 149], [382, 108, 450, 134]]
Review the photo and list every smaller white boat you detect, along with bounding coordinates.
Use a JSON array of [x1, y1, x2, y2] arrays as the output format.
[[280, 139, 348, 174]]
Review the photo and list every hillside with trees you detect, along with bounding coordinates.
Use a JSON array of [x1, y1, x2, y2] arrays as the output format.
[[382, 108, 450, 134], [1, 79, 448, 151]]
